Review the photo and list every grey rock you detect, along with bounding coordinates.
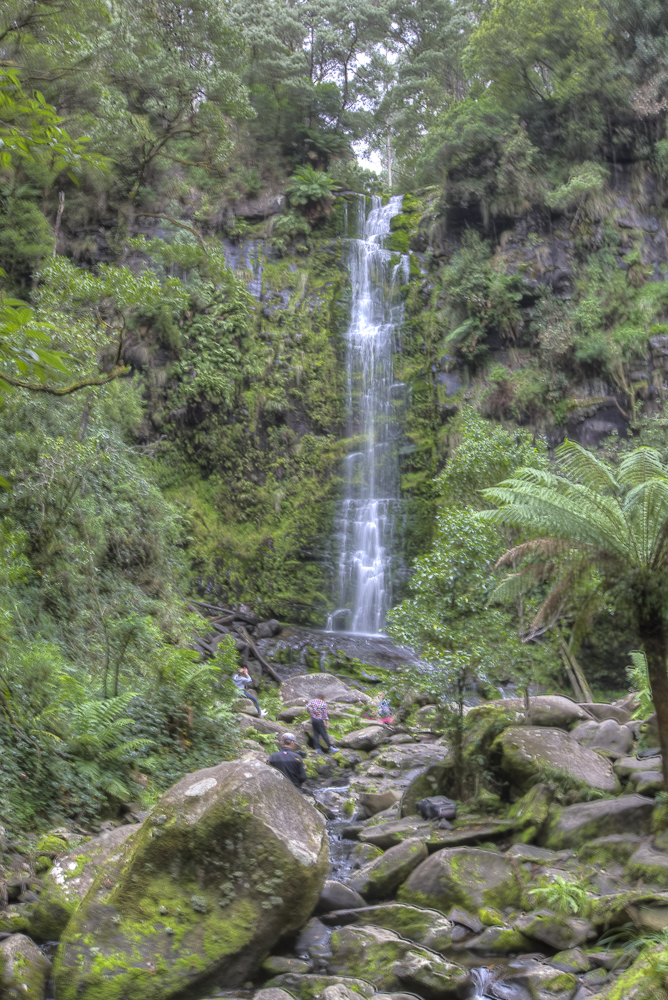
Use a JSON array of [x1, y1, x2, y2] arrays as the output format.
[[398, 848, 523, 914], [349, 839, 428, 901], [319, 903, 454, 953], [255, 990, 296, 1000], [55, 760, 328, 999], [494, 726, 618, 793], [30, 823, 140, 940], [549, 947, 592, 973], [630, 770, 664, 795], [262, 957, 312, 975], [339, 726, 389, 751], [493, 696, 593, 728], [580, 703, 632, 724], [265, 974, 375, 999], [317, 881, 366, 914], [513, 910, 595, 950], [504, 844, 560, 863], [296, 917, 332, 962], [541, 794, 655, 849], [569, 718, 633, 756], [358, 791, 402, 815], [0, 933, 52, 999], [280, 673, 370, 706], [615, 754, 662, 777], [329, 924, 469, 999]]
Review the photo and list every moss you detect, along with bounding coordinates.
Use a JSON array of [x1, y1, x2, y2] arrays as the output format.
[[54, 771, 328, 1000], [600, 955, 666, 1000], [478, 907, 504, 926], [579, 835, 645, 867]]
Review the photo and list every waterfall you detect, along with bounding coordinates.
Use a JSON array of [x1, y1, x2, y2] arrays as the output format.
[[331, 194, 408, 635]]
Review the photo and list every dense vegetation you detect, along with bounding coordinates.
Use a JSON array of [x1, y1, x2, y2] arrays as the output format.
[[3, 0, 668, 833]]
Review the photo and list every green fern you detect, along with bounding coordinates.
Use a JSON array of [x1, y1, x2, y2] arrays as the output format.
[[628, 650, 653, 719], [528, 875, 589, 915]]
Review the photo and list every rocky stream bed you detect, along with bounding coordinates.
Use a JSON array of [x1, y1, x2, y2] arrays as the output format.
[[1, 653, 666, 1000]]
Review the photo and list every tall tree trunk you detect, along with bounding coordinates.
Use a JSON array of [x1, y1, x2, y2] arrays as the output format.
[[637, 577, 668, 788], [644, 632, 668, 789]]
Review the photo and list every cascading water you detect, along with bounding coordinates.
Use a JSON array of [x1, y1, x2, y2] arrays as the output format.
[[330, 195, 408, 635]]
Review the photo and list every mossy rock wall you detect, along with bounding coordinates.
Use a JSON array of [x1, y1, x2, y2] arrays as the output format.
[[54, 760, 329, 1000]]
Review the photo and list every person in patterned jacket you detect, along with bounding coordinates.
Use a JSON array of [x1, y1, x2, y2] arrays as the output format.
[[306, 693, 336, 753]]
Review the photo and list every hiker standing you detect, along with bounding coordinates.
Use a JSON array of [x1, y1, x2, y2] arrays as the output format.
[[268, 733, 307, 787], [306, 693, 335, 753], [232, 664, 266, 716]]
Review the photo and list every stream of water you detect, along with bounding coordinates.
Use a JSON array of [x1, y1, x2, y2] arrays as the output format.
[[329, 196, 408, 635]]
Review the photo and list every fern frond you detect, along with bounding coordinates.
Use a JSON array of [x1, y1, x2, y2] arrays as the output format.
[[495, 538, 572, 567], [618, 447, 666, 488], [556, 439, 618, 493], [489, 567, 543, 603], [623, 478, 668, 566]]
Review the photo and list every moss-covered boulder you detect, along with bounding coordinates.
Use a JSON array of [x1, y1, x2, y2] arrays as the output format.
[[0, 933, 52, 999], [328, 924, 469, 998], [30, 824, 140, 940], [319, 903, 454, 953], [540, 795, 655, 850], [464, 925, 534, 955], [626, 842, 668, 887], [513, 910, 594, 950], [54, 759, 329, 1000], [579, 834, 647, 866], [503, 960, 579, 1000], [507, 783, 552, 843], [494, 727, 618, 793], [397, 847, 524, 915], [349, 839, 428, 901]]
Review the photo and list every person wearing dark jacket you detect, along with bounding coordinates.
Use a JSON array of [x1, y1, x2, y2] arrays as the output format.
[[268, 733, 307, 788]]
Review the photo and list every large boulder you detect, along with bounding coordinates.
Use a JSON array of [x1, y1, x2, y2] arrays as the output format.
[[615, 754, 662, 778], [358, 791, 402, 817], [493, 727, 618, 793], [316, 881, 366, 914], [348, 839, 428, 901], [397, 848, 524, 915], [54, 760, 328, 1000], [569, 719, 633, 757], [319, 904, 454, 954], [280, 674, 370, 706], [493, 696, 592, 728], [328, 924, 469, 999], [626, 842, 668, 886], [30, 824, 140, 940], [339, 727, 388, 751], [0, 934, 52, 999], [513, 910, 595, 950], [540, 794, 655, 849]]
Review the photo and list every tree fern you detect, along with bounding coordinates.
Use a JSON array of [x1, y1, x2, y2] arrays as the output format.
[[482, 439, 668, 786]]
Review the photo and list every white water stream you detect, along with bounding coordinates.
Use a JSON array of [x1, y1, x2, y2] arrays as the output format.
[[329, 195, 408, 634]]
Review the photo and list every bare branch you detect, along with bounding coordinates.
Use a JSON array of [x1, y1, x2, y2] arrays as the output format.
[[0, 364, 129, 395]]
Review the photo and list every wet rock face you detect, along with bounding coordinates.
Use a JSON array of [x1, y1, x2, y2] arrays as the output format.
[[397, 847, 523, 915], [493, 726, 619, 793], [54, 759, 329, 1000]]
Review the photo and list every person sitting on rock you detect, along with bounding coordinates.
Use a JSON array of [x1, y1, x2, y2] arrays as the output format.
[[268, 733, 307, 787], [232, 664, 266, 716], [306, 694, 336, 753]]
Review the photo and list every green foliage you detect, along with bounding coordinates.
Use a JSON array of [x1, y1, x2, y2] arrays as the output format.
[[287, 165, 337, 213], [528, 875, 589, 915], [627, 650, 653, 719], [483, 440, 668, 782]]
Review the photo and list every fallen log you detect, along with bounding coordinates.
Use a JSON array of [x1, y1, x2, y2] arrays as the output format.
[[238, 626, 282, 684]]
